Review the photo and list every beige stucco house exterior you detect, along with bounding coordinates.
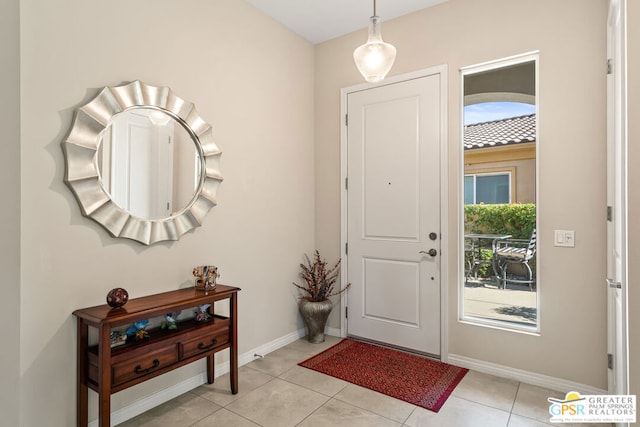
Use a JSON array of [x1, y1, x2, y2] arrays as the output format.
[[465, 114, 536, 204]]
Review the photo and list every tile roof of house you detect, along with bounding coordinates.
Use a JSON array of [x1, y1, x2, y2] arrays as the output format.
[[464, 113, 536, 150]]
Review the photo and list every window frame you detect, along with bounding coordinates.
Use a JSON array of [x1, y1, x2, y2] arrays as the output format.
[[459, 52, 540, 334]]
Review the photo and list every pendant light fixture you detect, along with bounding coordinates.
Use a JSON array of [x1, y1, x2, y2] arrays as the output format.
[[353, 0, 397, 83]]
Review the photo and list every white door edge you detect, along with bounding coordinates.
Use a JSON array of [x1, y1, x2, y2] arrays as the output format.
[[338, 65, 449, 361], [606, 0, 629, 402]]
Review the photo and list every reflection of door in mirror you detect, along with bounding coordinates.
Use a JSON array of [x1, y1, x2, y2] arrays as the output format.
[[97, 108, 201, 220], [113, 110, 173, 219], [461, 53, 538, 331]]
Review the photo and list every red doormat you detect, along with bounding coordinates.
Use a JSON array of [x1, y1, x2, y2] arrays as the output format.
[[298, 339, 468, 412]]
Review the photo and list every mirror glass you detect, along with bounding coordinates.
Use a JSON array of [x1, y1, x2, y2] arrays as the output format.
[[460, 55, 538, 330], [96, 108, 202, 220]]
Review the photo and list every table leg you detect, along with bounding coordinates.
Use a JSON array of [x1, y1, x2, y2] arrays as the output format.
[[230, 293, 238, 394], [76, 320, 88, 427], [206, 354, 215, 384], [470, 239, 480, 279], [98, 324, 111, 427]]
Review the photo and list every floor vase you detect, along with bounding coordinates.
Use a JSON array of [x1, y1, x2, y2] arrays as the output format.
[[299, 299, 333, 343]]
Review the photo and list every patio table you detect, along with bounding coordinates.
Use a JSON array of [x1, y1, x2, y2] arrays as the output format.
[[464, 233, 512, 283]]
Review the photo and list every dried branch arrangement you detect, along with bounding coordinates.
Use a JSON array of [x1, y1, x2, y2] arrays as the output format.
[[293, 250, 350, 302]]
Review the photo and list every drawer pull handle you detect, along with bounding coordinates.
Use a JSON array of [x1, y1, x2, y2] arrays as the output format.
[[134, 359, 160, 375], [197, 338, 218, 351]]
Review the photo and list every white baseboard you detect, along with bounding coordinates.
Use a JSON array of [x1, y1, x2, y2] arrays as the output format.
[[326, 326, 342, 337], [245, 327, 308, 360], [89, 328, 309, 427], [448, 353, 607, 395]]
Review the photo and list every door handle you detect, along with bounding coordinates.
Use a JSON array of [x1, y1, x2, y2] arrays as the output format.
[[607, 278, 622, 289], [420, 249, 438, 257]]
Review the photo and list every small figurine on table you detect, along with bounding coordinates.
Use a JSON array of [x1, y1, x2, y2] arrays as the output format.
[[193, 266, 219, 291], [195, 304, 211, 323], [126, 320, 150, 341], [162, 311, 181, 331], [110, 330, 127, 348]]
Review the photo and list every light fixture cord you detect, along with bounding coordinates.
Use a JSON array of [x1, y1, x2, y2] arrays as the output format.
[[373, 0, 377, 16]]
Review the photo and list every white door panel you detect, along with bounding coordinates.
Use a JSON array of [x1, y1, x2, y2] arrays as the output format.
[[363, 96, 420, 241], [346, 73, 443, 356], [362, 257, 420, 326]]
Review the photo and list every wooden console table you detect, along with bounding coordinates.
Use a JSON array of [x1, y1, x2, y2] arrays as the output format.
[[74, 285, 240, 427]]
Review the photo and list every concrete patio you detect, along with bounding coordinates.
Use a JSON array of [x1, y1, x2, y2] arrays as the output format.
[[463, 278, 537, 327]]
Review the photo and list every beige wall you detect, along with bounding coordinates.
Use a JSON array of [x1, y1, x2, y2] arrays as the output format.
[[627, 0, 640, 398], [0, 0, 21, 424], [19, 0, 314, 425], [315, 0, 609, 388]]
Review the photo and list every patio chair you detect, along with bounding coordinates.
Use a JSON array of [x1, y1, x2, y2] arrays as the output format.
[[493, 228, 536, 290]]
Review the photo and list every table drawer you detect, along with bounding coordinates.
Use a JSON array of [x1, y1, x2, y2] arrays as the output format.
[[181, 328, 229, 360], [112, 345, 179, 386]]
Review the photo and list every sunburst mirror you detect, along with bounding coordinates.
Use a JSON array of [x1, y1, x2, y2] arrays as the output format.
[[62, 81, 223, 245]]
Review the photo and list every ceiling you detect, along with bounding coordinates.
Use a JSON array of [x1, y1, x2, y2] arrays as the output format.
[[244, 0, 447, 44]]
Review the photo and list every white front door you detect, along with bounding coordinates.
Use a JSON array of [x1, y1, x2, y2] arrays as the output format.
[[606, 0, 628, 401], [345, 71, 444, 356]]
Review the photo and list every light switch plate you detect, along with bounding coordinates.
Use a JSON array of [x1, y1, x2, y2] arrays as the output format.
[[554, 230, 575, 247]]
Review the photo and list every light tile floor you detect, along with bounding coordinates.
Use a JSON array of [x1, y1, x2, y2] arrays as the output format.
[[119, 336, 611, 427]]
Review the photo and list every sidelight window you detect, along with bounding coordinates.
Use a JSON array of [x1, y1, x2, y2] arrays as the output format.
[[460, 53, 539, 332]]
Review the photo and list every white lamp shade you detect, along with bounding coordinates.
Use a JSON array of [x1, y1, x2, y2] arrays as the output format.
[[353, 16, 396, 83]]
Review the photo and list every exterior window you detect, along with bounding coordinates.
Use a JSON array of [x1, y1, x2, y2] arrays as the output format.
[[464, 172, 511, 204], [460, 53, 538, 332]]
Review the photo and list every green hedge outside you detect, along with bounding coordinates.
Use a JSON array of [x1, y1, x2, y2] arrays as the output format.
[[464, 203, 536, 239]]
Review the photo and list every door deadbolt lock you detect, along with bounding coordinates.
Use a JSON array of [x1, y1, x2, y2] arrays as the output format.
[[420, 249, 438, 257], [429, 232, 438, 241]]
